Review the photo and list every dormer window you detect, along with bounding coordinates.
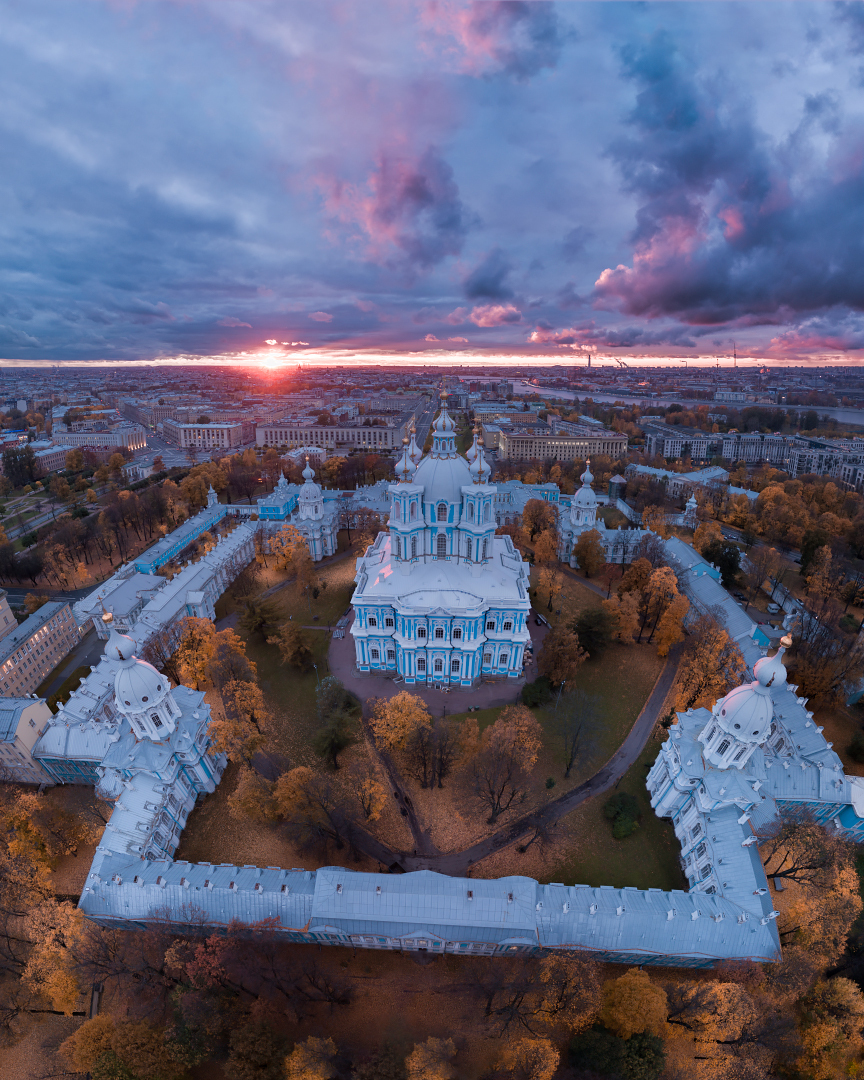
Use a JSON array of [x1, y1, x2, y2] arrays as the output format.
[[151, 714, 163, 728], [437, 503, 447, 521]]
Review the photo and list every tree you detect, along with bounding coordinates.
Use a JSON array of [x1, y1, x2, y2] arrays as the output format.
[[23, 592, 45, 614], [537, 565, 563, 611], [174, 617, 217, 689], [108, 452, 127, 475], [693, 520, 724, 554], [522, 499, 557, 540], [405, 1037, 457, 1080], [603, 792, 641, 839], [800, 527, 829, 574], [537, 624, 587, 687], [227, 766, 278, 823], [273, 767, 357, 851], [641, 504, 668, 537], [674, 616, 747, 711], [140, 625, 183, 684], [3, 445, 35, 488], [654, 592, 689, 657], [209, 680, 270, 760], [65, 448, 84, 472], [791, 592, 864, 705], [618, 557, 652, 597], [285, 1036, 337, 1080], [701, 539, 741, 588], [569, 1026, 665, 1080], [312, 676, 357, 768], [348, 759, 388, 821], [267, 623, 313, 670], [533, 528, 558, 565], [599, 968, 668, 1040], [573, 528, 607, 577], [152, 454, 165, 473], [572, 607, 614, 656], [497, 1038, 558, 1080], [225, 1020, 286, 1080], [369, 691, 431, 749], [470, 705, 542, 824], [553, 689, 598, 778], [208, 627, 257, 688], [796, 978, 864, 1080], [636, 566, 680, 643], [60, 1015, 116, 1074], [602, 591, 640, 643], [237, 594, 281, 638]]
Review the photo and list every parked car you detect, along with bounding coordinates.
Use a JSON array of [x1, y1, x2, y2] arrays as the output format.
[[767, 602, 780, 614]]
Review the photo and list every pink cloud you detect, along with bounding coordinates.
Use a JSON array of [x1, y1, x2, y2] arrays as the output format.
[[446, 307, 467, 324], [448, 336, 468, 343], [218, 317, 252, 328], [469, 303, 521, 327], [309, 311, 334, 322], [425, 333, 440, 341]]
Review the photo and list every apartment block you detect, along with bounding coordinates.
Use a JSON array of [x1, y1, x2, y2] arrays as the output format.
[[0, 602, 79, 698], [256, 420, 408, 451], [497, 429, 628, 462], [162, 420, 252, 449], [0, 698, 54, 784], [60, 424, 147, 452]]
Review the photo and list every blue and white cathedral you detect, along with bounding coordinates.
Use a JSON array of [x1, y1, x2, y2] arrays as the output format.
[[351, 393, 531, 685]]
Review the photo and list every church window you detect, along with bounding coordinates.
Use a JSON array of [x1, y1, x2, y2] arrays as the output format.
[[418, 627, 426, 638], [393, 502, 401, 521], [690, 823, 702, 839], [434, 659, 443, 673], [370, 649, 380, 660], [484, 503, 491, 522], [734, 745, 747, 760], [452, 628, 462, 640], [387, 650, 395, 661], [368, 616, 377, 627], [410, 502, 417, 520], [417, 659, 426, 672], [466, 538, 472, 560], [396, 537, 401, 559], [503, 621, 512, 631], [499, 653, 508, 665], [451, 659, 460, 673], [486, 620, 495, 631], [437, 534, 446, 558], [706, 726, 717, 742], [701, 864, 713, 880], [468, 503, 475, 522], [435, 627, 444, 640], [484, 653, 491, 665], [717, 739, 731, 755], [151, 714, 163, 728], [437, 503, 447, 521], [482, 539, 488, 560], [411, 535, 417, 557], [695, 842, 707, 859]]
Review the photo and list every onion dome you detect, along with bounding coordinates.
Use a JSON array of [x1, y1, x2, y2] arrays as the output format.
[[302, 456, 315, 482], [685, 492, 697, 511], [470, 437, 491, 484], [708, 637, 791, 746], [408, 423, 423, 467], [396, 437, 416, 483], [571, 459, 597, 508], [466, 423, 480, 464], [752, 635, 791, 691], [432, 390, 456, 434]]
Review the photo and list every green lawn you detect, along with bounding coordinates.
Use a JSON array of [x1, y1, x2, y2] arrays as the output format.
[[540, 743, 686, 892]]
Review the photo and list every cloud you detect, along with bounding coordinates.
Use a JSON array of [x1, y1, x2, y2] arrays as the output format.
[[446, 307, 468, 324], [422, 1, 569, 80], [264, 339, 278, 344], [309, 311, 334, 322], [469, 302, 521, 326], [320, 146, 474, 271], [218, 317, 252, 328], [529, 321, 698, 349], [767, 312, 864, 356], [593, 30, 864, 331], [463, 247, 514, 299], [561, 226, 592, 263], [448, 336, 468, 342], [425, 333, 440, 341]]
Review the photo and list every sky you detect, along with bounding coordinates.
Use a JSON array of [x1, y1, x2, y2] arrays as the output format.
[[3, 1, 864, 367]]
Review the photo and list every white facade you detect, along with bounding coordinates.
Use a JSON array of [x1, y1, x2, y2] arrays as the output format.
[[557, 462, 648, 566], [351, 400, 530, 685]]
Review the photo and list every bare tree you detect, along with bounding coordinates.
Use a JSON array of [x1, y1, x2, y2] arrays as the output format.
[[552, 689, 599, 778]]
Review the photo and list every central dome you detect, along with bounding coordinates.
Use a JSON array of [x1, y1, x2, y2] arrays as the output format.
[[712, 681, 773, 744], [115, 654, 170, 715], [413, 452, 473, 506]]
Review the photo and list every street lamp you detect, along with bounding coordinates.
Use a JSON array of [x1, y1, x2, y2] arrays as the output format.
[[555, 679, 566, 709]]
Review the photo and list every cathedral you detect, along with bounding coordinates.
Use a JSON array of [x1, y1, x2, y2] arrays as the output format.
[[350, 393, 531, 686]]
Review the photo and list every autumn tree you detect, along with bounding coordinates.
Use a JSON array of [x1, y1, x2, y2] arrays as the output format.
[[369, 691, 431, 750], [654, 592, 689, 657], [599, 968, 668, 1040], [693, 520, 724, 555], [208, 627, 257, 689], [406, 716, 469, 789], [225, 1020, 286, 1080], [641, 504, 668, 537], [602, 590, 640, 643], [209, 680, 270, 761], [469, 705, 542, 824], [23, 592, 45, 614], [285, 1036, 337, 1080], [796, 978, 864, 1080], [522, 499, 557, 540], [237, 594, 281, 638], [498, 1037, 558, 1080], [745, 544, 782, 603], [533, 529, 558, 566], [537, 624, 587, 687], [347, 758, 388, 821], [617, 557, 652, 598], [636, 566, 680, 643], [227, 766, 278, 823], [267, 622, 313, 671], [174, 617, 217, 689], [673, 615, 747, 711], [537, 565, 563, 612], [140, 624, 182, 683], [273, 767, 358, 852], [573, 529, 607, 577], [405, 1036, 457, 1080], [790, 592, 864, 705]]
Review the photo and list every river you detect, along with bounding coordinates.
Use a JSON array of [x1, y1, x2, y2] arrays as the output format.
[[510, 381, 864, 428]]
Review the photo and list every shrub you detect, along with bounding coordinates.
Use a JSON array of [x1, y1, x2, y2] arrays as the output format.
[[603, 792, 642, 839], [572, 607, 614, 656], [522, 675, 552, 707], [839, 614, 859, 634], [849, 732, 864, 764], [569, 1024, 665, 1080]]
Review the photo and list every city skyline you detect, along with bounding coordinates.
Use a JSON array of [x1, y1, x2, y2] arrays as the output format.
[[3, 2, 864, 366]]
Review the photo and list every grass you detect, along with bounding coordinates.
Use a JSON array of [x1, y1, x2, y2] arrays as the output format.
[[37, 664, 91, 710]]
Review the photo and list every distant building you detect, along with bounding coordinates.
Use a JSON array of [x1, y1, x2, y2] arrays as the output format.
[[256, 419, 408, 452], [162, 420, 252, 450], [133, 486, 228, 574], [625, 463, 730, 498], [60, 423, 147, 452], [497, 429, 628, 462], [0, 697, 54, 784], [32, 443, 76, 478], [0, 602, 79, 698]]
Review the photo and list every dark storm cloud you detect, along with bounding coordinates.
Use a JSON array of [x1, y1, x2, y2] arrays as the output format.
[[463, 247, 514, 298], [593, 29, 864, 333]]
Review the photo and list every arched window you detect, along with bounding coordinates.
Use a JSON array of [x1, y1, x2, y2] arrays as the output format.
[[151, 713, 163, 728], [411, 535, 417, 558], [437, 503, 447, 521], [418, 626, 426, 638], [410, 502, 418, 520], [435, 627, 444, 639], [717, 739, 731, 755], [468, 503, 475, 522], [393, 502, 401, 521], [483, 652, 491, 665], [734, 745, 748, 760], [466, 538, 472, 561], [437, 533, 446, 558], [484, 502, 491, 522], [481, 539, 488, 560], [417, 658, 426, 672], [434, 659, 443, 673], [396, 536, 402, 559], [452, 628, 462, 640], [451, 659, 460, 673], [368, 616, 377, 627], [370, 648, 379, 660], [499, 653, 508, 666], [503, 621, 512, 632]]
